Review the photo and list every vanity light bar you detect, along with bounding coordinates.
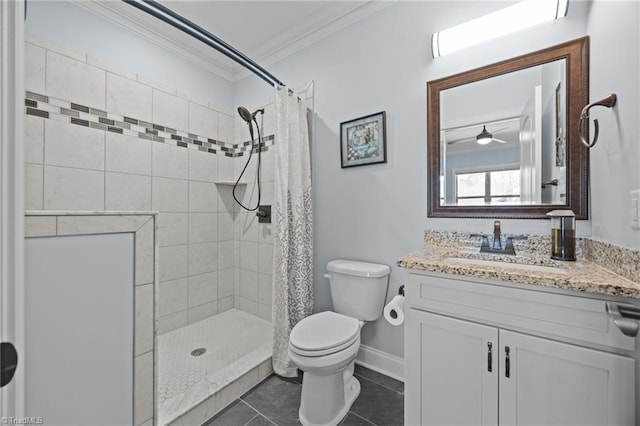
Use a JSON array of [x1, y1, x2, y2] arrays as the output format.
[[431, 0, 569, 58]]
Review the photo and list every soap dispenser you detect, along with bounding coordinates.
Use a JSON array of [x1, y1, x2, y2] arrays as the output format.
[[546, 210, 576, 261]]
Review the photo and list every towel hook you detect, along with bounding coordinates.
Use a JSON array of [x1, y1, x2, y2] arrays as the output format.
[[578, 93, 617, 148]]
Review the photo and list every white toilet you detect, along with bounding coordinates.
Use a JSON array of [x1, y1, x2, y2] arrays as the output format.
[[288, 259, 390, 426]]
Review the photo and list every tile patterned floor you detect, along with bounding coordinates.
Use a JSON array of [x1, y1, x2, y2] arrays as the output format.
[[203, 365, 404, 426]]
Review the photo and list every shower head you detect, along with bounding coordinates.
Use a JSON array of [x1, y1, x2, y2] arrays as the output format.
[[237, 106, 253, 124]]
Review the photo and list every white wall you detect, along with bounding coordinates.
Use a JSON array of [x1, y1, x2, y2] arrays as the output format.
[[587, 0, 640, 250], [26, 0, 233, 108], [233, 0, 640, 358]]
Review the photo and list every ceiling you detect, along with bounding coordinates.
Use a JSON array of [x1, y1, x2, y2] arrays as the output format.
[[78, 0, 393, 82]]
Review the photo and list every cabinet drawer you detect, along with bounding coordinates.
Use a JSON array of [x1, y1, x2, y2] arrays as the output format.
[[407, 272, 637, 352]]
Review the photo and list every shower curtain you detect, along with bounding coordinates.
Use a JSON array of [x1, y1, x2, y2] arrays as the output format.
[[271, 89, 314, 377]]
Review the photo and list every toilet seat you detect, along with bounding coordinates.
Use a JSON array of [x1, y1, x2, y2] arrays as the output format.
[[289, 311, 360, 357]]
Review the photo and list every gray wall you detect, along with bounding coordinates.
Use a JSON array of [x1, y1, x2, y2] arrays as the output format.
[[25, 233, 134, 425], [234, 1, 639, 357]]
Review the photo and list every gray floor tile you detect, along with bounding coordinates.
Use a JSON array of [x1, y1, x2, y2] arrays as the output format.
[[203, 399, 258, 426], [350, 375, 404, 426], [339, 412, 376, 426], [246, 414, 277, 426], [241, 375, 302, 426], [354, 364, 404, 394], [203, 399, 259, 426]]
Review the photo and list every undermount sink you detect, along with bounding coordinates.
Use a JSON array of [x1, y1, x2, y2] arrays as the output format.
[[445, 256, 568, 275]]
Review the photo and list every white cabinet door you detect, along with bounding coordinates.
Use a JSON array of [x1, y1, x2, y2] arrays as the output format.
[[499, 330, 635, 426], [406, 309, 499, 426]]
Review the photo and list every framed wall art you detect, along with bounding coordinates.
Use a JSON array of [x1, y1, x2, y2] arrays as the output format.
[[340, 111, 387, 168]]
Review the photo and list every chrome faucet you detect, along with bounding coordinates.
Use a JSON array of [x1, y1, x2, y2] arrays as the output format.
[[471, 221, 526, 256]]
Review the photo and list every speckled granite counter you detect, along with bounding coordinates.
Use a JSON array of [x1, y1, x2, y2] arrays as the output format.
[[398, 231, 640, 299]]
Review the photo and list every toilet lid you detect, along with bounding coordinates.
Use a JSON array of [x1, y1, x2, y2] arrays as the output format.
[[290, 311, 360, 354]]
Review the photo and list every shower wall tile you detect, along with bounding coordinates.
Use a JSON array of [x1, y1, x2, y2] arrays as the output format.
[[238, 212, 259, 242], [152, 142, 189, 180], [153, 89, 188, 131], [218, 240, 235, 270], [135, 220, 155, 286], [257, 304, 272, 323], [159, 213, 189, 247], [159, 245, 188, 282], [87, 55, 138, 81], [135, 283, 154, 356], [188, 242, 218, 276], [258, 243, 273, 275], [258, 222, 273, 244], [218, 212, 235, 241], [134, 351, 154, 426], [261, 149, 275, 182], [217, 151, 236, 182], [188, 149, 218, 183], [25, 115, 44, 164], [43, 165, 104, 210], [25, 42, 46, 97], [46, 51, 106, 109], [239, 270, 259, 302], [105, 133, 152, 176], [188, 272, 218, 307], [106, 72, 153, 123], [105, 172, 152, 211], [152, 177, 188, 213], [237, 297, 258, 316], [189, 181, 218, 212], [217, 269, 235, 299], [187, 301, 218, 325], [158, 310, 188, 335], [218, 113, 234, 144], [258, 273, 272, 307], [218, 296, 234, 313], [189, 101, 218, 139], [217, 186, 239, 214], [239, 241, 259, 272], [189, 213, 217, 244], [159, 277, 188, 316], [44, 119, 105, 171], [25, 164, 44, 210]]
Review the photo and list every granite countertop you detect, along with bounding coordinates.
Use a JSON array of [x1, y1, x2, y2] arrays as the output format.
[[398, 232, 640, 299]]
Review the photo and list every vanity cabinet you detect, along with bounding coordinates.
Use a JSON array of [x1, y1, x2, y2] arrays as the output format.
[[405, 272, 637, 426]]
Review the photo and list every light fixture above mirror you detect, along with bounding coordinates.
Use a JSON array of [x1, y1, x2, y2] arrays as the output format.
[[432, 0, 569, 58]]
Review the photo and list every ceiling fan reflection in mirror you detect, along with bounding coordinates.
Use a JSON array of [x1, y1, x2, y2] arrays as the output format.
[[446, 124, 510, 145]]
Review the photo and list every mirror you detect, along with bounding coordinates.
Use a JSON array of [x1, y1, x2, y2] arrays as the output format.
[[427, 37, 589, 219]]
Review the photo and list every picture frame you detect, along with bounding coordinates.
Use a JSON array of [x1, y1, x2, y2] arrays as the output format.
[[340, 111, 387, 168]]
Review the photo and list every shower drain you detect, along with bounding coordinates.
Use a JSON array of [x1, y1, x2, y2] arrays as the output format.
[[190, 348, 206, 357]]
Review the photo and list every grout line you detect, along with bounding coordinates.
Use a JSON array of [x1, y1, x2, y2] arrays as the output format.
[[344, 411, 377, 426], [239, 399, 278, 426], [354, 372, 404, 396]]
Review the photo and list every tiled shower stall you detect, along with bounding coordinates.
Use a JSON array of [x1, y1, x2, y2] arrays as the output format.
[[24, 36, 276, 330], [24, 35, 280, 424]]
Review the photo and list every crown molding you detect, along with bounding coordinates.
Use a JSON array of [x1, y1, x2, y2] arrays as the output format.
[[72, 0, 236, 81], [234, 1, 396, 82], [74, 0, 394, 84]]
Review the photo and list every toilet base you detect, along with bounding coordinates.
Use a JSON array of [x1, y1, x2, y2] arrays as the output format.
[[299, 373, 361, 426]]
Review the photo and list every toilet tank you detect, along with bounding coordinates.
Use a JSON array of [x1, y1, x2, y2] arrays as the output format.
[[326, 259, 391, 321]]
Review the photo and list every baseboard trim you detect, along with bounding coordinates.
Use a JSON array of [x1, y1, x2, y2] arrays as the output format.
[[355, 344, 404, 382]]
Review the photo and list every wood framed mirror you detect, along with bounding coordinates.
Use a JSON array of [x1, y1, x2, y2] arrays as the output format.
[[427, 37, 589, 219]]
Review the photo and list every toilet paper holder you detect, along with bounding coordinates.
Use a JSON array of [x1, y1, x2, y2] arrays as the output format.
[[398, 284, 405, 296]]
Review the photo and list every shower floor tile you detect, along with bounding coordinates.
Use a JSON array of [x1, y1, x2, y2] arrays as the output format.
[[203, 364, 404, 426], [158, 309, 272, 425]]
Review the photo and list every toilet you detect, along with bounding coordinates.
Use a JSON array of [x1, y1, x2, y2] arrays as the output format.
[[288, 259, 390, 426]]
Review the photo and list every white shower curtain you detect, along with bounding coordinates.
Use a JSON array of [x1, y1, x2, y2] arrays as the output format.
[[271, 89, 314, 377]]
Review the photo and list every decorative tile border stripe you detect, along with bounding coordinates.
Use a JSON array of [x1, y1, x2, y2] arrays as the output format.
[[24, 91, 275, 157]]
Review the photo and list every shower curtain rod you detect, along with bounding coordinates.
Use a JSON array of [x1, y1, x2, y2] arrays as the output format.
[[123, 0, 286, 89]]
